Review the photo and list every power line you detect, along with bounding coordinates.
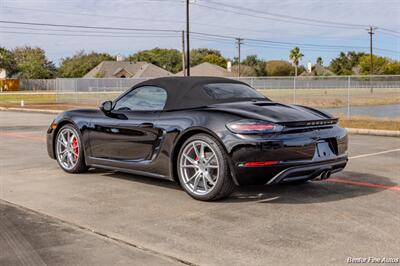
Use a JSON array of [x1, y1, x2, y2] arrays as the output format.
[[0, 20, 181, 33], [244, 42, 398, 55], [0, 25, 179, 35], [0, 20, 397, 55], [379, 27, 400, 35], [0, 30, 180, 38], [2, 5, 185, 27], [202, 0, 368, 28], [190, 31, 398, 53], [191, 35, 399, 56], [2, 5, 297, 36], [193, 2, 363, 30], [216, 0, 400, 36], [199, 0, 400, 35], [4, 0, 399, 36], [376, 30, 400, 38], [191, 36, 234, 44]]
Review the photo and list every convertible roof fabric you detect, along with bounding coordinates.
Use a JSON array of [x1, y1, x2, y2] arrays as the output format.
[[130, 76, 256, 111]]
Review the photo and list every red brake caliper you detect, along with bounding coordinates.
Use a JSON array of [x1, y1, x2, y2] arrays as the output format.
[[72, 137, 79, 159]]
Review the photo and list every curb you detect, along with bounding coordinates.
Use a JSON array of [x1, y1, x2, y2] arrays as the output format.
[[0, 107, 62, 114], [1, 107, 399, 137], [346, 128, 400, 137]]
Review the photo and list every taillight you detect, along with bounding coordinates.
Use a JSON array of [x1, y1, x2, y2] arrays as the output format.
[[226, 120, 283, 134], [242, 161, 279, 167]]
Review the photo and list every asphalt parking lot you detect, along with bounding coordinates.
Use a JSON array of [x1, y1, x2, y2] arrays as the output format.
[[1, 110, 399, 266]]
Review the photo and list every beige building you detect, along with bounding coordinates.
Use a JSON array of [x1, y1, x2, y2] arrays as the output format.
[[84, 61, 172, 78], [176, 62, 233, 77]]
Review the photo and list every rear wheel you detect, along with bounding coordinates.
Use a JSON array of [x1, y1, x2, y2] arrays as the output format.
[[177, 134, 236, 201], [55, 124, 88, 173]]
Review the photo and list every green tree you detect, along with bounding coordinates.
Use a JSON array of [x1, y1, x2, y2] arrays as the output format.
[[289, 47, 304, 76], [13, 46, 56, 79], [384, 61, 400, 74], [316, 56, 323, 66], [58, 51, 113, 78], [329, 51, 366, 75], [190, 48, 227, 68], [231, 64, 257, 77], [265, 60, 294, 76], [202, 54, 227, 68], [359, 54, 400, 75], [0, 47, 18, 77], [242, 55, 266, 76], [128, 48, 182, 73]]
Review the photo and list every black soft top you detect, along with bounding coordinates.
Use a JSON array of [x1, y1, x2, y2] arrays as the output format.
[[128, 76, 258, 111]]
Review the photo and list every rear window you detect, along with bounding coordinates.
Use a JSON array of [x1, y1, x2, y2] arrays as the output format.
[[203, 83, 266, 100]]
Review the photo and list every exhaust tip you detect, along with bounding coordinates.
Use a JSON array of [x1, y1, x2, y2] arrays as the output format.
[[324, 171, 331, 179], [315, 170, 332, 181], [320, 171, 327, 180]]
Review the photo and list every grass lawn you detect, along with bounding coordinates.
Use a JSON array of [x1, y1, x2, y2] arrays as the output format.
[[339, 116, 400, 131], [260, 88, 400, 108], [0, 92, 56, 106]]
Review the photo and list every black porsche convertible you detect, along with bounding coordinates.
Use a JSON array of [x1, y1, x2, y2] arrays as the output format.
[[47, 76, 348, 201]]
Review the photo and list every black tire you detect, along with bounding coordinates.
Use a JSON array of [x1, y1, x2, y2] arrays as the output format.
[[55, 124, 89, 173], [177, 134, 236, 201]]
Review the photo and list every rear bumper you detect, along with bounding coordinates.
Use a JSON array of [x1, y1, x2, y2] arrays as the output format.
[[226, 126, 348, 185], [266, 157, 347, 184], [233, 156, 348, 185]]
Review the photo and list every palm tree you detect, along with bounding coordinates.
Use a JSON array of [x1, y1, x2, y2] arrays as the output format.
[[289, 47, 304, 76], [316, 56, 323, 66]]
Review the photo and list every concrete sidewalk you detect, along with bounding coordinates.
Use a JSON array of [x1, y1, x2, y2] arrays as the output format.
[[0, 201, 184, 266]]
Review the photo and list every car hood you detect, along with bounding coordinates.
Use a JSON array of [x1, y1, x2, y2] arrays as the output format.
[[208, 101, 334, 123]]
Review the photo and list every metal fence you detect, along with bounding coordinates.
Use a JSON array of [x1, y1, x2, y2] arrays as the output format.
[[13, 75, 400, 119], [18, 75, 400, 91], [19, 79, 56, 91]]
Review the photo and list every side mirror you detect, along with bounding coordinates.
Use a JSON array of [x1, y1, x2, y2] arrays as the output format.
[[100, 100, 113, 114]]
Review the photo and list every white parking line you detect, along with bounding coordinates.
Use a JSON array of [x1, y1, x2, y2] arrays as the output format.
[[349, 148, 400, 159]]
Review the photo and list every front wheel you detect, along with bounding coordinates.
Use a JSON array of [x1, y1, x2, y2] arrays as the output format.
[[55, 124, 88, 173], [177, 134, 236, 201]]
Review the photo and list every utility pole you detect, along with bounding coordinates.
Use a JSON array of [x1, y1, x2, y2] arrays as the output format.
[[186, 0, 190, 76], [236, 38, 243, 77], [367, 26, 377, 93], [181, 30, 186, 76]]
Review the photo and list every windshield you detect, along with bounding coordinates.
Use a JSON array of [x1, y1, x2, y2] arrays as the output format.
[[203, 83, 268, 101]]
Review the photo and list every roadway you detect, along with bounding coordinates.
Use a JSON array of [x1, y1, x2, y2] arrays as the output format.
[[1, 111, 399, 265]]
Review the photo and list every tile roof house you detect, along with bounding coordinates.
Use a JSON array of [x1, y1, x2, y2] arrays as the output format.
[[175, 62, 233, 77], [83, 61, 172, 78]]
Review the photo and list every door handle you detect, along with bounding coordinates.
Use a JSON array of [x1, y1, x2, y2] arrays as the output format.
[[138, 122, 154, 128]]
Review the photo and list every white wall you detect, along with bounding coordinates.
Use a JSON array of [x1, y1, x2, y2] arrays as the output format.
[[0, 69, 7, 79]]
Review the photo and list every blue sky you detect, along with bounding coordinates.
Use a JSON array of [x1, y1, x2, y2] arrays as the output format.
[[1, 0, 399, 66]]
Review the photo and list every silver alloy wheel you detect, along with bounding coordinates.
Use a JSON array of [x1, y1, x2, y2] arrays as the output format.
[[56, 127, 80, 170], [179, 140, 220, 196]]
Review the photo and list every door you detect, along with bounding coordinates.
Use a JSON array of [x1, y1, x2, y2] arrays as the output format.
[[89, 86, 167, 162]]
